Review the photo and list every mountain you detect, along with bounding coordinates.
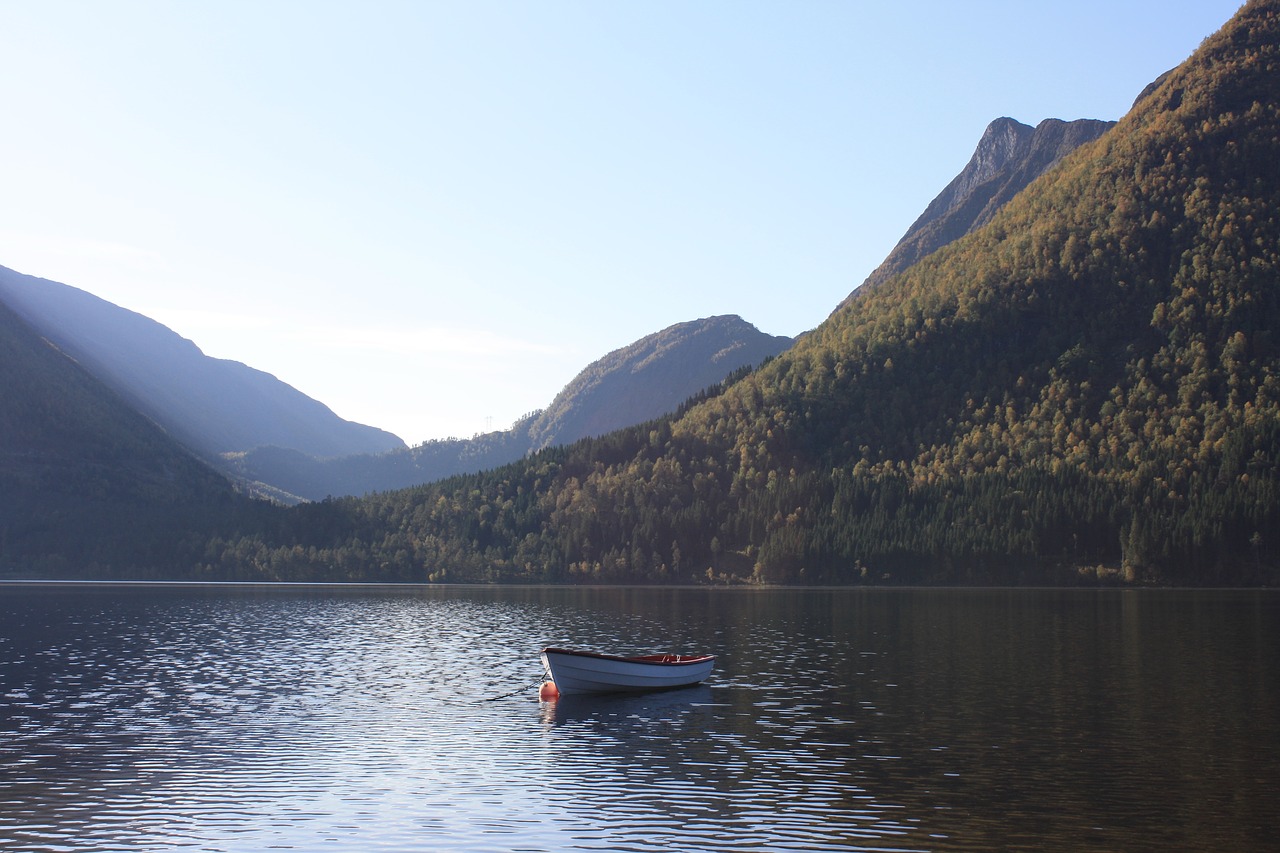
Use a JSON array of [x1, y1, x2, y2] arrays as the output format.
[[0, 294, 256, 576], [221, 431, 531, 504], [225, 315, 793, 501], [0, 265, 405, 461], [195, 0, 1280, 585], [851, 117, 1115, 296], [525, 315, 794, 451]]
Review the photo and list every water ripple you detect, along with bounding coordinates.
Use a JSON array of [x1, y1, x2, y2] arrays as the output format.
[[2, 585, 1278, 851]]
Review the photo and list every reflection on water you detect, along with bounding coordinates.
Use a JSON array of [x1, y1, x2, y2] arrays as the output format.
[[536, 683, 919, 850], [1, 584, 1277, 851]]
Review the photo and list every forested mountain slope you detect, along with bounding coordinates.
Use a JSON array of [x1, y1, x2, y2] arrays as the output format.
[[0, 296, 252, 575], [224, 315, 791, 502], [199, 0, 1280, 585], [0, 265, 405, 461]]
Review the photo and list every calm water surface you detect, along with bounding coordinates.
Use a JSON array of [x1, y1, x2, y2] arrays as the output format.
[[0, 584, 1276, 852]]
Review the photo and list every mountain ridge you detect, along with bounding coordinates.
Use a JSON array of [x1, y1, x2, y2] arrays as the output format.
[[0, 293, 251, 575], [850, 116, 1116, 296], [0, 265, 405, 461], [524, 315, 792, 452], [225, 314, 792, 500]]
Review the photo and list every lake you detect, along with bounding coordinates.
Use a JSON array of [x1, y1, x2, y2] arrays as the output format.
[[1, 583, 1276, 852]]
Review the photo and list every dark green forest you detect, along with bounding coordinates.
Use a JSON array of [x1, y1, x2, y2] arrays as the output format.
[[184, 1, 1280, 587], [5, 1, 1280, 586], [0, 298, 247, 576]]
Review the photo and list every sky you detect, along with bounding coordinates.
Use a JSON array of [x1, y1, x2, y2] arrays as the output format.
[[0, 1, 1245, 447]]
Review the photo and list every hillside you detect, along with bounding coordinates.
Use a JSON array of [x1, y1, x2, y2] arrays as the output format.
[[0, 265, 405, 461], [852, 116, 1115, 294], [224, 315, 791, 501], [192, 0, 1280, 586], [0, 295, 257, 576], [524, 315, 794, 451]]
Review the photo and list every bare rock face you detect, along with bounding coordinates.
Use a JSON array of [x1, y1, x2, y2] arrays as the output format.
[[849, 116, 1116, 298]]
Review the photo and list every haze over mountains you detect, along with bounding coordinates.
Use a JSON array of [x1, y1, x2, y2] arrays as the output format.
[[2, 0, 1275, 585], [226, 315, 793, 501], [0, 295, 244, 573], [0, 265, 405, 460], [0, 102, 1111, 504], [0, 266, 791, 501]]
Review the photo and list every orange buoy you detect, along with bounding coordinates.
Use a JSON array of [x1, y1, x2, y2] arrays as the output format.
[[538, 680, 560, 701]]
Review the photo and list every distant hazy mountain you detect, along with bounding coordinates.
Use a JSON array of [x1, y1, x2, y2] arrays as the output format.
[[524, 315, 794, 451], [0, 265, 405, 460], [848, 116, 1116, 299], [227, 315, 793, 500]]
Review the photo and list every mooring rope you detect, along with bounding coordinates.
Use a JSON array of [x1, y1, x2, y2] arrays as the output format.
[[482, 673, 547, 703]]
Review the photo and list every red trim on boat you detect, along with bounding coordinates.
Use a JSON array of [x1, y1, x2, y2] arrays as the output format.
[[542, 647, 715, 666]]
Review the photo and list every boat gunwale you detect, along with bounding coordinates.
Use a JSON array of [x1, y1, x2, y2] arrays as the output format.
[[541, 646, 716, 668]]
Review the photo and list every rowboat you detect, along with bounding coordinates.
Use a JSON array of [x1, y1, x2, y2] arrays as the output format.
[[540, 647, 716, 695]]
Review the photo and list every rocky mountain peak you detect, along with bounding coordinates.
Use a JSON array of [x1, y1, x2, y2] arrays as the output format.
[[845, 116, 1115, 299]]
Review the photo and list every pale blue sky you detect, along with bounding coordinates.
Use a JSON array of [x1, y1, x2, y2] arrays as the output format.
[[0, 1, 1243, 445]]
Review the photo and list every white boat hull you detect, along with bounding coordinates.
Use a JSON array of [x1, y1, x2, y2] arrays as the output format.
[[540, 647, 715, 695]]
